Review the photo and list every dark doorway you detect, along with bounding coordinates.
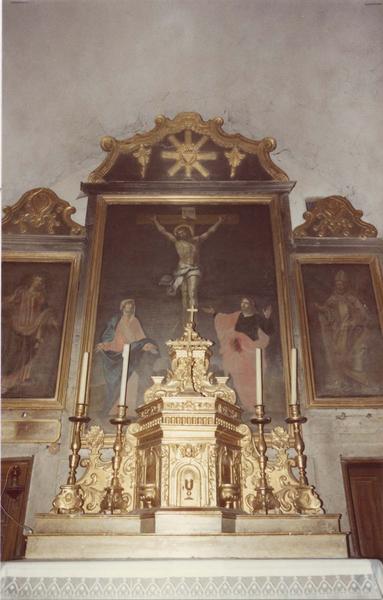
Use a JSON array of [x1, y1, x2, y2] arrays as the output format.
[[341, 458, 383, 559]]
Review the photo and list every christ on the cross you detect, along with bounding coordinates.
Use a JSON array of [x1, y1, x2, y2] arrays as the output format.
[[150, 215, 224, 320]]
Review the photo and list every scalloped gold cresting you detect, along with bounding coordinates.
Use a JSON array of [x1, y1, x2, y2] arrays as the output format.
[[2, 188, 85, 236], [293, 195, 377, 239], [87, 112, 288, 182]]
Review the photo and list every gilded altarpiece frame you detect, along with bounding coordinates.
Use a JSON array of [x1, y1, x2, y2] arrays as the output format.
[[295, 254, 383, 408], [81, 194, 295, 440]]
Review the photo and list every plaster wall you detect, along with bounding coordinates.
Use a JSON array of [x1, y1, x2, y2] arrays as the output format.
[[2, 0, 383, 547], [3, 0, 383, 231]]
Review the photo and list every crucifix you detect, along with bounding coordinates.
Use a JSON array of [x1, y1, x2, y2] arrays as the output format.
[[148, 213, 228, 323], [187, 305, 198, 326]]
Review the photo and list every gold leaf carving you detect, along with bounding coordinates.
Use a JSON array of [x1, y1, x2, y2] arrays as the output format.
[[161, 131, 217, 178], [2, 188, 85, 236], [88, 112, 288, 182], [224, 146, 246, 178], [132, 145, 152, 178], [294, 196, 377, 239], [239, 425, 324, 515], [77, 425, 136, 513]]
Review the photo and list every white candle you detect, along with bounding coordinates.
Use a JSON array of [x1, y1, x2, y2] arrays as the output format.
[[118, 344, 130, 406], [290, 348, 298, 405], [255, 348, 263, 406], [77, 352, 89, 405]]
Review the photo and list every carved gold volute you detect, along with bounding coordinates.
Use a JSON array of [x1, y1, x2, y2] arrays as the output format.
[[2, 188, 85, 236], [294, 195, 377, 239]]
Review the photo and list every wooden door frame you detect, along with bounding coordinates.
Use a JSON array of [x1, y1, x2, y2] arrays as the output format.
[[341, 456, 383, 557]]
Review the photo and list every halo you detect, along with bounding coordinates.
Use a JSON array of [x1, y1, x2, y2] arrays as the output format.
[[173, 223, 194, 236]]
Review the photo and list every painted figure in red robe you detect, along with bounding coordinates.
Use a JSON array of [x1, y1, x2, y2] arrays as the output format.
[[203, 297, 273, 413]]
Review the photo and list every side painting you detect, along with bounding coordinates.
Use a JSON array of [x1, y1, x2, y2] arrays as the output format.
[[1, 256, 78, 408], [88, 201, 287, 430], [296, 257, 383, 406]]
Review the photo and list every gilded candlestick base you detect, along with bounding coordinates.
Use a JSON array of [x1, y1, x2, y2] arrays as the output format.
[[251, 407, 280, 515], [100, 484, 130, 514], [291, 484, 324, 515], [252, 486, 280, 514], [52, 483, 84, 515], [100, 409, 131, 514]]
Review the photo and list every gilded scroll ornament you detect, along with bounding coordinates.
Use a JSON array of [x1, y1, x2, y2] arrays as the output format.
[[2, 188, 85, 236], [143, 322, 236, 403], [293, 195, 378, 238], [239, 424, 324, 515], [75, 425, 136, 514], [224, 146, 246, 178], [87, 112, 289, 182]]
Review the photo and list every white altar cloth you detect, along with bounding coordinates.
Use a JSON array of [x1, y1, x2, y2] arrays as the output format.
[[2, 558, 383, 599]]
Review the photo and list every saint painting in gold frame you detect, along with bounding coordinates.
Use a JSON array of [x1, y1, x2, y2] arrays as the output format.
[[2, 252, 81, 410], [295, 254, 383, 407]]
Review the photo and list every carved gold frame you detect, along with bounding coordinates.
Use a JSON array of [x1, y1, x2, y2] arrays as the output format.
[[2, 251, 81, 410], [295, 254, 383, 408], [79, 194, 294, 445]]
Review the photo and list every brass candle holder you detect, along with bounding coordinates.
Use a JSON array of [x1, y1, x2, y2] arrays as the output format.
[[251, 404, 280, 514], [100, 405, 131, 514], [286, 402, 308, 486], [285, 401, 324, 514], [52, 402, 90, 514]]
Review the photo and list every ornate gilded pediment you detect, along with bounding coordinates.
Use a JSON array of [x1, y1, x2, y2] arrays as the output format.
[[87, 112, 289, 183], [293, 195, 377, 239], [2, 188, 85, 236]]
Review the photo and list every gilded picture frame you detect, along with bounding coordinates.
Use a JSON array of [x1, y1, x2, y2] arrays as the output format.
[[80, 194, 294, 435], [295, 254, 383, 407], [2, 251, 81, 410]]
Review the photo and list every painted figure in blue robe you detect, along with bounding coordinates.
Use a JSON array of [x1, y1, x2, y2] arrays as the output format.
[[96, 298, 158, 416]]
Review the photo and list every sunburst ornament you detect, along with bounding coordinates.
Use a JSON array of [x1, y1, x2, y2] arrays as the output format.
[[161, 130, 217, 178]]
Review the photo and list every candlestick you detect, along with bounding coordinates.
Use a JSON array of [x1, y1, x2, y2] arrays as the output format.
[[255, 348, 263, 406], [290, 347, 297, 405], [285, 404, 324, 514], [286, 403, 309, 486], [100, 404, 131, 514], [77, 352, 89, 405], [118, 344, 130, 406], [251, 405, 279, 514], [52, 400, 90, 514]]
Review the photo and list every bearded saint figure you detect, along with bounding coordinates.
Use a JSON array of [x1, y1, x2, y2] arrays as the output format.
[[2, 274, 58, 394]]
